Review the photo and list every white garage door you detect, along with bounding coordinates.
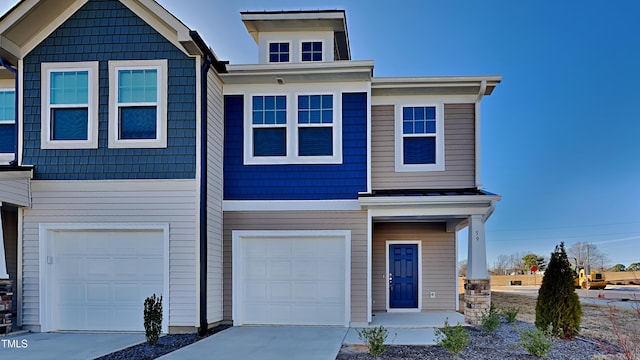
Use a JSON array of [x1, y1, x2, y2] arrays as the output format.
[[237, 234, 347, 326], [50, 230, 164, 331]]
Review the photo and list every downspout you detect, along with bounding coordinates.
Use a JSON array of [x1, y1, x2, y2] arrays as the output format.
[[0, 58, 18, 166], [198, 54, 212, 337]]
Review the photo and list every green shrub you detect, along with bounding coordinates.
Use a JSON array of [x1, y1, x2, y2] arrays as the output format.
[[535, 242, 582, 338], [357, 325, 388, 358], [518, 324, 555, 357], [435, 318, 469, 355], [481, 302, 501, 333], [502, 306, 520, 323], [144, 294, 163, 346]]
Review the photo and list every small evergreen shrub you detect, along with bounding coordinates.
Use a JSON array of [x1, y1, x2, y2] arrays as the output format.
[[518, 324, 555, 357], [502, 306, 520, 323], [535, 242, 582, 338], [435, 318, 469, 355], [481, 302, 501, 333], [357, 325, 388, 357], [144, 294, 163, 346]]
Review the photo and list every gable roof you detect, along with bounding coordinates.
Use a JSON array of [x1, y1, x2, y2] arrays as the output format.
[[0, 0, 224, 69]]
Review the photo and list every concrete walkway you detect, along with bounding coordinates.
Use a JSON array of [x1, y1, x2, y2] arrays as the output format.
[[158, 326, 348, 360], [0, 332, 145, 360]]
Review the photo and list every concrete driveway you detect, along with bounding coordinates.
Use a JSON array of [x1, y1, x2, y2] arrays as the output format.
[[0, 332, 146, 360], [158, 326, 348, 360]]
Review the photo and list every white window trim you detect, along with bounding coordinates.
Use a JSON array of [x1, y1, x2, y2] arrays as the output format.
[[394, 103, 445, 172], [40, 62, 99, 149], [244, 91, 342, 165], [299, 40, 325, 62], [108, 59, 168, 149], [267, 41, 292, 63], [0, 89, 15, 162]]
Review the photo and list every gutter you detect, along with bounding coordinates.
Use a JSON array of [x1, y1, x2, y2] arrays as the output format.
[[0, 57, 18, 166]]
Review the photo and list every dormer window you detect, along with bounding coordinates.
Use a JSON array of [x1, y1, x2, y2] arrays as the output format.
[[301, 41, 323, 62], [269, 42, 290, 63]]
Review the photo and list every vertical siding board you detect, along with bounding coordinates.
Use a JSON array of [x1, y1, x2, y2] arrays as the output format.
[[206, 70, 224, 323], [371, 103, 476, 189], [21, 180, 198, 329], [222, 210, 368, 324], [372, 223, 456, 311], [22, 0, 197, 180], [223, 93, 367, 200]]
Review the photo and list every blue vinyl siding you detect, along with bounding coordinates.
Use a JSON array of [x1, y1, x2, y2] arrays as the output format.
[[224, 92, 368, 200], [21, 0, 196, 180], [0, 125, 14, 153]]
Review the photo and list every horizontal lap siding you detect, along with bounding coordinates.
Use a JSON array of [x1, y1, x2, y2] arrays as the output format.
[[223, 210, 368, 324], [206, 71, 224, 323], [372, 223, 456, 311], [372, 104, 476, 190], [21, 180, 198, 330], [224, 93, 367, 200], [0, 179, 31, 206]]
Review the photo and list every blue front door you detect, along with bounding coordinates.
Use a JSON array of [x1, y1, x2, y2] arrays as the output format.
[[389, 244, 418, 308]]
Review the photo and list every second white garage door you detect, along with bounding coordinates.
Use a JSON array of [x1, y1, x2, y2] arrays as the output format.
[[47, 229, 165, 331], [233, 232, 349, 326]]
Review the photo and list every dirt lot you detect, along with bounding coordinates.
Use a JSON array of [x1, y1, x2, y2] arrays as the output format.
[[491, 291, 640, 353]]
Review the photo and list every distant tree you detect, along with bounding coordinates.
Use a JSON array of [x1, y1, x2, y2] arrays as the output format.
[[536, 242, 582, 339], [458, 260, 467, 278], [567, 242, 607, 271], [627, 262, 640, 272], [609, 264, 626, 272], [522, 253, 547, 272], [491, 254, 511, 275]]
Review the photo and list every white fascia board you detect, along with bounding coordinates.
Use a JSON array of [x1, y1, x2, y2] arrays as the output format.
[[371, 94, 477, 105], [359, 194, 501, 208], [372, 75, 501, 88], [368, 205, 489, 219], [0, 168, 33, 180], [223, 61, 374, 81], [242, 11, 346, 22], [223, 200, 362, 212]]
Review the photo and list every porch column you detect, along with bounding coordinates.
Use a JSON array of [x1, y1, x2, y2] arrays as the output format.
[[464, 214, 490, 325], [0, 203, 8, 279]]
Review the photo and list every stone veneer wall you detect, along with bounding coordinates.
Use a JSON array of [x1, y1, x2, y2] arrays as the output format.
[[464, 278, 491, 325]]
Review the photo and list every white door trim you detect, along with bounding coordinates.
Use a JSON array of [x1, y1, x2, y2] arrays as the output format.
[[385, 240, 422, 312], [38, 223, 170, 332], [232, 230, 351, 327]]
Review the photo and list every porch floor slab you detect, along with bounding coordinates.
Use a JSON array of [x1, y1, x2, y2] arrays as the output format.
[[370, 311, 465, 328]]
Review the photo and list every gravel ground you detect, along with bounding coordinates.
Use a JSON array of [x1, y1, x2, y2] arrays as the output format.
[[94, 325, 231, 360], [336, 321, 613, 360]]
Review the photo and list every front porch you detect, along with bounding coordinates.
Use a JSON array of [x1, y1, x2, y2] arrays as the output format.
[[343, 310, 466, 346]]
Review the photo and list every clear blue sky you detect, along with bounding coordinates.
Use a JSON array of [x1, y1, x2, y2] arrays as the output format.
[[2, 0, 639, 267]]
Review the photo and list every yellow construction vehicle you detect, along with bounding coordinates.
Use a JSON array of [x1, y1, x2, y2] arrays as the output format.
[[575, 268, 607, 290]]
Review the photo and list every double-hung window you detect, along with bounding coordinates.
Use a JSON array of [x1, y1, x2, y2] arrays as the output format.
[[252, 95, 287, 157], [301, 41, 323, 62], [41, 62, 98, 149], [109, 60, 167, 148], [297, 95, 333, 156], [0, 90, 15, 158], [268, 42, 290, 63], [395, 104, 444, 171]]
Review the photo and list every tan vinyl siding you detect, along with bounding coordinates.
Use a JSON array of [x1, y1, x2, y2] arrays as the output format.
[[372, 222, 456, 311], [21, 180, 198, 330], [0, 179, 31, 207], [371, 104, 476, 190], [223, 210, 368, 324], [206, 70, 224, 324]]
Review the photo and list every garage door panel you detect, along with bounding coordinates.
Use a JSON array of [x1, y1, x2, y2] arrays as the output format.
[[51, 230, 164, 331], [239, 235, 346, 326]]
